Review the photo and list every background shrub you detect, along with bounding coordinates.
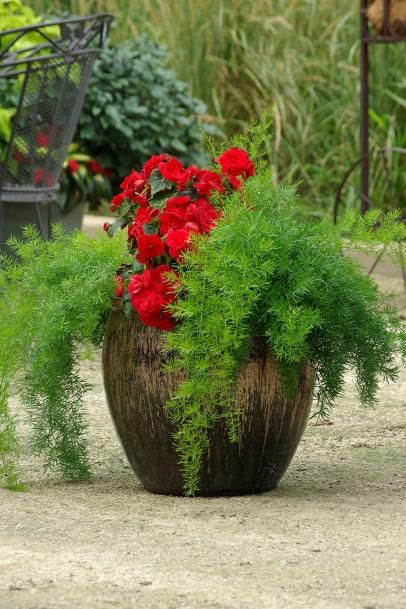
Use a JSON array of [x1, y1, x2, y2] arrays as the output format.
[[33, 0, 405, 215], [77, 37, 218, 186]]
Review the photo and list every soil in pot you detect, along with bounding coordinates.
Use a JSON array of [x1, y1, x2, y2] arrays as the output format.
[[102, 308, 315, 497]]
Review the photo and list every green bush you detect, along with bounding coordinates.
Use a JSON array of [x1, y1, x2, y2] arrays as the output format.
[[0, 227, 129, 489], [78, 37, 219, 186]]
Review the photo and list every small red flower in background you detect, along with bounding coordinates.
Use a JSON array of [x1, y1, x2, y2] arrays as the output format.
[[106, 147, 255, 331], [34, 167, 44, 184], [36, 133, 50, 148], [12, 149, 26, 164], [67, 159, 79, 174], [87, 159, 113, 179]]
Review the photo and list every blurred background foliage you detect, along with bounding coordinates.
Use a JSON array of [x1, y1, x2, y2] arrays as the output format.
[[26, 0, 406, 214]]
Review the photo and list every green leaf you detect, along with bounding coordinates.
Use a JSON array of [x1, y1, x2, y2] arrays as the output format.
[[149, 168, 172, 196], [107, 216, 127, 238]]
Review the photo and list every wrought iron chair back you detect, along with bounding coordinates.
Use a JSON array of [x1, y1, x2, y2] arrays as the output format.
[[0, 15, 112, 234]]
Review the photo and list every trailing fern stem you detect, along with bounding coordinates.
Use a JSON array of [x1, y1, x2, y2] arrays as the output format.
[[0, 227, 129, 487]]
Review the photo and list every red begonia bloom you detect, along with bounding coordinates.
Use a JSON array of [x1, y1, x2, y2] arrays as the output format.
[[165, 228, 190, 259], [158, 157, 185, 184], [216, 147, 255, 179], [136, 234, 165, 264], [120, 169, 147, 194], [135, 206, 159, 225], [107, 149, 255, 332], [110, 192, 125, 211], [143, 154, 169, 178], [194, 170, 225, 196]]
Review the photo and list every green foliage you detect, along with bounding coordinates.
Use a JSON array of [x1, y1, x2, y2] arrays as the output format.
[[30, 0, 406, 214], [77, 37, 220, 185], [0, 374, 24, 490], [165, 175, 406, 495], [0, 1, 59, 51], [0, 227, 129, 486], [0, 0, 41, 39]]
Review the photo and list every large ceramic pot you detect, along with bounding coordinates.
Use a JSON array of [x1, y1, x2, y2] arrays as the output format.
[[102, 305, 315, 496]]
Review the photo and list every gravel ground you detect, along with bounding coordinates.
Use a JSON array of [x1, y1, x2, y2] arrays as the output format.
[[0, 272, 405, 609]]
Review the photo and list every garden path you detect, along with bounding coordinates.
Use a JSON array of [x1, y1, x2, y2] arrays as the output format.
[[0, 263, 405, 609]]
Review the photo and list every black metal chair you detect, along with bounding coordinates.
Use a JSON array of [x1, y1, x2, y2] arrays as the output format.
[[0, 14, 112, 244]]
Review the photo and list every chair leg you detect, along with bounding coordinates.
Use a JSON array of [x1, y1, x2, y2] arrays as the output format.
[[398, 241, 406, 293], [34, 201, 51, 239], [368, 247, 385, 276]]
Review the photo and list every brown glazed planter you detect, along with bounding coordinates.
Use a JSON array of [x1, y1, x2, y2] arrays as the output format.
[[102, 306, 315, 496]]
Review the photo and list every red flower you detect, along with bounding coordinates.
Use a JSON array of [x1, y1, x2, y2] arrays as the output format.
[[102, 167, 113, 180], [131, 194, 149, 207], [143, 154, 169, 178], [128, 221, 144, 241], [158, 157, 185, 184], [67, 159, 79, 174], [110, 192, 125, 211], [103, 222, 110, 232], [34, 167, 44, 184], [128, 265, 175, 331], [128, 265, 171, 296], [158, 196, 191, 235], [165, 196, 191, 207], [36, 133, 50, 148], [136, 234, 165, 264], [227, 175, 243, 190], [113, 274, 124, 297], [108, 150, 254, 331], [135, 206, 159, 225], [186, 199, 219, 233], [120, 169, 147, 195], [216, 147, 254, 179], [194, 170, 225, 196], [165, 228, 190, 259], [176, 165, 199, 191], [88, 159, 104, 175], [12, 150, 26, 164]]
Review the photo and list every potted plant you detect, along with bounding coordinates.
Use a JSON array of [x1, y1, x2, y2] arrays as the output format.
[[56, 145, 113, 221], [1, 116, 405, 496]]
